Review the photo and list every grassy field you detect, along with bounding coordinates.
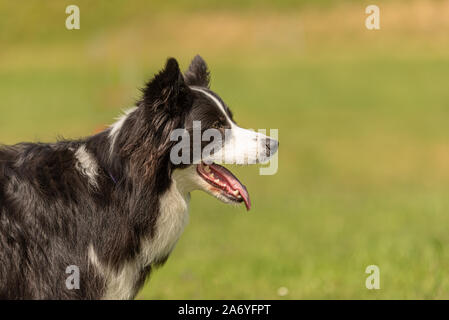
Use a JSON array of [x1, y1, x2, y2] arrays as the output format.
[[1, 0, 449, 299]]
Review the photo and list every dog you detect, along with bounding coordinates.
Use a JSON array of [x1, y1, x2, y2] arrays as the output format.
[[0, 56, 278, 299]]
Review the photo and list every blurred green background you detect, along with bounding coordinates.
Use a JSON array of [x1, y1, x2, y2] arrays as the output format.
[[1, 0, 449, 299]]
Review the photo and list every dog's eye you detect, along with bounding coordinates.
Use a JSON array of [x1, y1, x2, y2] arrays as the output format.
[[211, 121, 222, 129]]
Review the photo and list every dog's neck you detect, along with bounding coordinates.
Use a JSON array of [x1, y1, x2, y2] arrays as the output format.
[[80, 129, 192, 299]]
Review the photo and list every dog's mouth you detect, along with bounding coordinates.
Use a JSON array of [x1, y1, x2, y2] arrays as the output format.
[[196, 162, 251, 211]]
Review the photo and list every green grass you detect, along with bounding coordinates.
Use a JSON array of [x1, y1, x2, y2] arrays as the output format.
[[1, 0, 449, 299]]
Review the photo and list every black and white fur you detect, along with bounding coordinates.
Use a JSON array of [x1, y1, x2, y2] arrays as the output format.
[[0, 56, 278, 299]]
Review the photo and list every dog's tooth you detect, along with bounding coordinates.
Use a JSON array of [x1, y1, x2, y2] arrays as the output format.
[[233, 190, 239, 196], [204, 166, 211, 173], [214, 179, 220, 183], [210, 173, 215, 178]]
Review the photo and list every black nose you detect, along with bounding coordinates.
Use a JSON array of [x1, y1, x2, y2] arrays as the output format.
[[265, 138, 279, 157]]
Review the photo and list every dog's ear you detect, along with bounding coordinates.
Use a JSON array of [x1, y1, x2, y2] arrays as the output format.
[[183, 55, 210, 88], [142, 58, 191, 114]]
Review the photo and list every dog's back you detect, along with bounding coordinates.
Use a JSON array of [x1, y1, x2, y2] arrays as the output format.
[[0, 142, 105, 299]]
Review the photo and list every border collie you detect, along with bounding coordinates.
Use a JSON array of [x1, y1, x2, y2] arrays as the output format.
[[0, 56, 278, 299]]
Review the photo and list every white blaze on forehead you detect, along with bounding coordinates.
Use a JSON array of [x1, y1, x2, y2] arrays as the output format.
[[74, 145, 99, 188], [190, 87, 232, 124]]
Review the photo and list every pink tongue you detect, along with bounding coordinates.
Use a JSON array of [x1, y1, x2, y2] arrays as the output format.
[[210, 164, 251, 211]]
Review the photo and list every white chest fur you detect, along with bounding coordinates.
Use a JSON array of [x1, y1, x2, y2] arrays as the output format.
[[139, 180, 190, 267], [89, 180, 190, 300]]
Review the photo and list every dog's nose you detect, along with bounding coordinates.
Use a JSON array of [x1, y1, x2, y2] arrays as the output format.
[[265, 138, 279, 157]]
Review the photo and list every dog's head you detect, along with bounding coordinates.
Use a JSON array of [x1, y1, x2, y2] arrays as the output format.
[[116, 56, 278, 210]]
